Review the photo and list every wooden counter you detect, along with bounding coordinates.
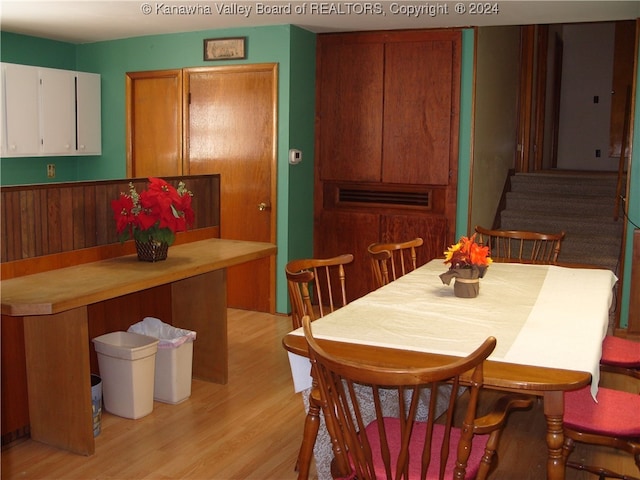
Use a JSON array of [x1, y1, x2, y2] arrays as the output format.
[[1, 238, 276, 455]]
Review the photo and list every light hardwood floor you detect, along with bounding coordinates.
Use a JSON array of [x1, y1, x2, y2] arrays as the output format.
[[2, 309, 637, 479]]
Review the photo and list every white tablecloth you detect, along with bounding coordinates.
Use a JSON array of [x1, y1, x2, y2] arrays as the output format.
[[288, 260, 618, 399]]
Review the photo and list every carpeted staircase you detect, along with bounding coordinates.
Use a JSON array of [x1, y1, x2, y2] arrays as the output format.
[[497, 172, 624, 273]]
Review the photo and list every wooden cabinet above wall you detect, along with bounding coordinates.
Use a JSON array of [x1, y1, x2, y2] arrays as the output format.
[[316, 30, 461, 186], [314, 29, 462, 301]]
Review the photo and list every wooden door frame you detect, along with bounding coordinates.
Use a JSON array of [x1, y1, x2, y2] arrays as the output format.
[[182, 63, 278, 313]]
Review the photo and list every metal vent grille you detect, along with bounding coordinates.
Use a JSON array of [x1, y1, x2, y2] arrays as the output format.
[[338, 188, 430, 207]]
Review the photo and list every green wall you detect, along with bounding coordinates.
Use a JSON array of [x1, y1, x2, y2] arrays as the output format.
[[618, 45, 640, 328], [285, 27, 317, 275], [0, 32, 88, 184], [455, 29, 474, 239]]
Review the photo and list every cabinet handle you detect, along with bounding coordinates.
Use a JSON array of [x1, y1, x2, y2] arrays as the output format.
[[258, 202, 271, 211]]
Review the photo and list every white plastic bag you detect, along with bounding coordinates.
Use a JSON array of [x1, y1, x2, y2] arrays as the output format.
[[127, 317, 196, 348]]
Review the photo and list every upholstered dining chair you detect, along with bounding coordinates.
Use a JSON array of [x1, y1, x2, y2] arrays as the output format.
[[474, 225, 565, 265], [285, 254, 354, 479], [367, 237, 424, 289], [600, 336, 640, 380], [302, 315, 533, 480], [562, 369, 640, 479]]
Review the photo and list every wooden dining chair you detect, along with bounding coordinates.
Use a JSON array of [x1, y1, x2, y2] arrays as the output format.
[[285, 254, 354, 479], [367, 237, 424, 289], [285, 254, 354, 330], [302, 315, 533, 480], [562, 374, 640, 479], [474, 225, 565, 265]]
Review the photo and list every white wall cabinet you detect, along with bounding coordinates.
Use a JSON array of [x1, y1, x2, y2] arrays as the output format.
[[75, 72, 102, 155], [0, 63, 101, 157], [2, 63, 41, 155]]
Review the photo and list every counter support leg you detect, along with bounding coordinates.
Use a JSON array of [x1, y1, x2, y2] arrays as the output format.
[[172, 270, 227, 384], [24, 307, 94, 455]]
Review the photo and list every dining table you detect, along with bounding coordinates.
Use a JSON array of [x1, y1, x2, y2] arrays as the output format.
[[282, 259, 618, 480]]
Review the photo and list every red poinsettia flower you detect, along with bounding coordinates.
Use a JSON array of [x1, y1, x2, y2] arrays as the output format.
[[111, 194, 136, 234], [111, 178, 194, 245]]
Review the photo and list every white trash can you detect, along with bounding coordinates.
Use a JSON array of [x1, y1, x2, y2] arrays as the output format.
[[92, 331, 159, 419], [128, 317, 196, 404]]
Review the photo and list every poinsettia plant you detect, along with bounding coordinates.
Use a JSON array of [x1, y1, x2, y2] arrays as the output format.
[[443, 234, 492, 270], [111, 177, 194, 246]]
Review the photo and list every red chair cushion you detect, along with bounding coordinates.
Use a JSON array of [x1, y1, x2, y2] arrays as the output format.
[[601, 336, 640, 368], [564, 386, 640, 437], [336, 418, 489, 479]]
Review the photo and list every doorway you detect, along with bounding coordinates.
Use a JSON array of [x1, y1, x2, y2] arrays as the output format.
[[185, 64, 278, 313]]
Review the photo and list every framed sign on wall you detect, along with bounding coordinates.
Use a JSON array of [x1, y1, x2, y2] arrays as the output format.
[[203, 37, 246, 61]]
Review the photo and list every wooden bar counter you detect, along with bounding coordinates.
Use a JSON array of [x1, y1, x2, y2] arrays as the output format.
[[1, 238, 276, 456]]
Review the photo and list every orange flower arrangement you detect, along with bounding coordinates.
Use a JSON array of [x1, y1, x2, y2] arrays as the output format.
[[440, 235, 492, 297], [443, 234, 492, 270]]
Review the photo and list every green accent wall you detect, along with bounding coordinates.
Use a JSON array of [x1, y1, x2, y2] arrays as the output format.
[[284, 27, 316, 306], [618, 45, 640, 329], [456, 29, 474, 239], [0, 32, 87, 184]]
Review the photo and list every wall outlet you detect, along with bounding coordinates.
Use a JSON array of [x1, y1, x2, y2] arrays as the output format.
[[47, 164, 56, 178]]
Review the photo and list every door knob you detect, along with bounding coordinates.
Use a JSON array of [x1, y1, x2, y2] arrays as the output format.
[[258, 202, 271, 211]]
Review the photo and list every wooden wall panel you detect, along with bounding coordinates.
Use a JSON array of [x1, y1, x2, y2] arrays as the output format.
[[1, 174, 220, 263]]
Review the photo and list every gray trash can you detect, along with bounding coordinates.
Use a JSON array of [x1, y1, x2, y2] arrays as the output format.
[[128, 317, 196, 404], [91, 374, 102, 436]]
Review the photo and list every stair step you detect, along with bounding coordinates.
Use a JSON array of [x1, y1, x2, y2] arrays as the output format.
[[505, 192, 615, 217], [557, 252, 620, 270], [510, 173, 619, 197], [500, 172, 623, 273], [561, 235, 622, 258], [499, 210, 624, 237]]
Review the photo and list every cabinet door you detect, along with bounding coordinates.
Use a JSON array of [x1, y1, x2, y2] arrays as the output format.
[[317, 39, 384, 183], [2, 63, 40, 156], [39, 67, 75, 155], [383, 34, 461, 185], [126, 70, 183, 177], [76, 72, 101, 155]]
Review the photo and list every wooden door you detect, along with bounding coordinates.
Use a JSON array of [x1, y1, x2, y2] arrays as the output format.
[[185, 64, 277, 313], [126, 70, 183, 177]]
